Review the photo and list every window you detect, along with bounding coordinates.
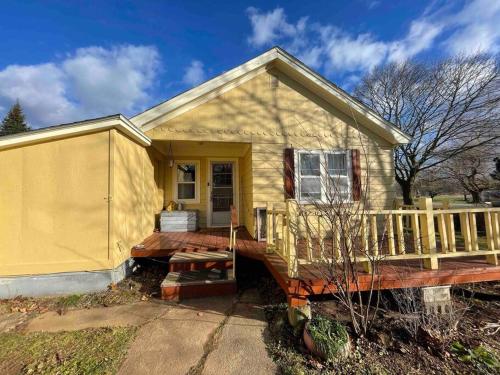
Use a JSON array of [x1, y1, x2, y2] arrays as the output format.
[[173, 161, 199, 203], [296, 150, 352, 202]]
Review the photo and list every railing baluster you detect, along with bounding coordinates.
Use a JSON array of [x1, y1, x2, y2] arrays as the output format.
[[333, 216, 341, 259], [370, 215, 378, 256], [469, 213, 479, 251], [361, 214, 369, 255], [386, 214, 395, 256], [460, 213, 472, 251], [445, 213, 456, 252], [395, 213, 405, 254], [286, 200, 298, 277], [411, 213, 421, 254], [266, 203, 273, 253], [437, 213, 448, 253], [304, 212, 313, 261], [492, 212, 500, 250], [484, 211, 498, 265]]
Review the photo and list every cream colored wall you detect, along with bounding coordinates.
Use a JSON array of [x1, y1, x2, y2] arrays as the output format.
[[0, 131, 111, 276], [147, 70, 397, 236], [157, 141, 250, 229], [240, 147, 254, 235], [110, 130, 164, 267]]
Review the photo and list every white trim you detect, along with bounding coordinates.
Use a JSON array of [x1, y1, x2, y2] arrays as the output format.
[[206, 158, 239, 228], [172, 160, 201, 204], [0, 115, 151, 150], [295, 149, 352, 204], [131, 47, 411, 145]]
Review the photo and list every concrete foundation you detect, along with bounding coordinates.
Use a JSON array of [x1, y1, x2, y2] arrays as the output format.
[[421, 285, 451, 314], [288, 301, 311, 328], [0, 258, 135, 299]]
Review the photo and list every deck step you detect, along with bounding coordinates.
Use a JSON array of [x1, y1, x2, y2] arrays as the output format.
[[161, 269, 236, 301], [168, 251, 233, 272]]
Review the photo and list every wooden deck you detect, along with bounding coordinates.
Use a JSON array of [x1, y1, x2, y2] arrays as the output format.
[[131, 228, 500, 306]]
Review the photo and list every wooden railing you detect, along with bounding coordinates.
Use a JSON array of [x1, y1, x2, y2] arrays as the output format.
[[266, 198, 500, 278]]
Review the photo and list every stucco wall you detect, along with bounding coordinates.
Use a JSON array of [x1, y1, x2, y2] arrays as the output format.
[[147, 70, 397, 235], [0, 131, 111, 276], [110, 130, 164, 267]]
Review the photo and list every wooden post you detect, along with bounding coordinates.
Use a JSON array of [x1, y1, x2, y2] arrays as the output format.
[[386, 214, 396, 256], [445, 213, 456, 252], [459, 212, 472, 252], [304, 213, 313, 261], [395, 213, 405, 254], [492, 212, 500, 250], [266, 202, 274, 253], [484, 211, 498, 265], [419, 197, 438, 270], [411, 213, 421, 255], [286, 200, 299, 278], [436, 213, 448, 254], [370, 215, 378, 256], [469, 213, 479, 251]]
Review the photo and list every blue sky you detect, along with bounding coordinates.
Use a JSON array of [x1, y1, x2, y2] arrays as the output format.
[[1, 0, 499, 128]]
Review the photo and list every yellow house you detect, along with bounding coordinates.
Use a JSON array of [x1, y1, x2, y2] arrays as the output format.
[[0, 47, 410, 297]]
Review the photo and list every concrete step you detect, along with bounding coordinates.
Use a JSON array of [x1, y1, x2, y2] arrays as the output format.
[[161, 269, 236, 301], [168, 251, 233, 272]]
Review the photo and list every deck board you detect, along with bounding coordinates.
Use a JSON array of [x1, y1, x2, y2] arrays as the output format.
[[131, 228, 500, 303]]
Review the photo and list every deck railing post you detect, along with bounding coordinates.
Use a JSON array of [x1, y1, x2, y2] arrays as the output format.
[[484, 211, 499, 266], [286, 199, 299, 278], [419, 197, 439, 270], [266, 202, 274, 254]]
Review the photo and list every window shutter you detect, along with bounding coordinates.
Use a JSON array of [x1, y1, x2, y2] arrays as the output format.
[[351, 149, 361, 201], [284, 148, 295, 199]]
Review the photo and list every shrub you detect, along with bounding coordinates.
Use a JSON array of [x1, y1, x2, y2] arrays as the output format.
[[306, 315, 349, 361]]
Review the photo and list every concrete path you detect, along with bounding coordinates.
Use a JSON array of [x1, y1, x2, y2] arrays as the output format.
[[118, 296, 234, 375], [202, 290, 278, 375], [24, 302, 169, 332]]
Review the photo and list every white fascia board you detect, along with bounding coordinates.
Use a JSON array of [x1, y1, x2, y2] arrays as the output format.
[[0, 115, 151, 151]]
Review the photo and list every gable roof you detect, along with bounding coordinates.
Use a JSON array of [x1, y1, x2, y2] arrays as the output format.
[[0, 114, 151, 151], [132, 47, 411, 145]]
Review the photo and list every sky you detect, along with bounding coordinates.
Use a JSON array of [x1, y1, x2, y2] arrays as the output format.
[[1, 0, 499, 128]]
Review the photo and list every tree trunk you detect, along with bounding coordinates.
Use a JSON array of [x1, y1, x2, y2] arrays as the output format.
[[471, 191, 481, 204], [400, 181, 414, 205]]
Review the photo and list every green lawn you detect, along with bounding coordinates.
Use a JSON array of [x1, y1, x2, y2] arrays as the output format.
[[0, 327, 136, 375]]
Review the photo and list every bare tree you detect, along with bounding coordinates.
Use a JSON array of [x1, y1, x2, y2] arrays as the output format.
[[355, 54, 500, 204], [441, 147, 499, 203]]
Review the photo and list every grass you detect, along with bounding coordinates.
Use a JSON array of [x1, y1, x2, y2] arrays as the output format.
[[0, 327, 137, 375]]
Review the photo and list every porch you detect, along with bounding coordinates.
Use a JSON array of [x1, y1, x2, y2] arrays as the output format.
[[131, 224, 500, 306]]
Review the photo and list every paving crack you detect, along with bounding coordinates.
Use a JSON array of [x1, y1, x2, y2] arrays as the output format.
[[187, 295, 240, 375]]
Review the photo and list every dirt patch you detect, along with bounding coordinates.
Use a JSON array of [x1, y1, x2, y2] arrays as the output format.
[[0, 327, 137, 375], [258, 277, 500, 375]]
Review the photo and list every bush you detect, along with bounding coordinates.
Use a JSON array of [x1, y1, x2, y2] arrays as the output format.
[[306, 315, 349, 361]]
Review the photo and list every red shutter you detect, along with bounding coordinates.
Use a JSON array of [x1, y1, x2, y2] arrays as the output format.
[[284, 148, 295, 199], [351, 149, 361, 201]]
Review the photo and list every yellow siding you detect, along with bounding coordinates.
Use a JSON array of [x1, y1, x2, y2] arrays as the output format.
[[111, 130, 164, 267], [240, 147, 254, 235], [147, 70, 397, 235], [0, 131, 111, 275]]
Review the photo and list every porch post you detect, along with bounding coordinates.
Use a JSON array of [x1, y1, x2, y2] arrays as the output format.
[[419, 197, 439, 270]]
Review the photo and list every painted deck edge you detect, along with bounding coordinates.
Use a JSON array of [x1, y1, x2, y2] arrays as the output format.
[[0, 258, 135, 299]]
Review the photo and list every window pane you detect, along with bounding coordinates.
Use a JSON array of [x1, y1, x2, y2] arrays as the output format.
[[300, 154, 320, 176], [327, 153, 347, 176], [300, 177, 321, 199], [177, 164, 196, 182], [326, 177, 349, 199], [178, 183, 195, 199]]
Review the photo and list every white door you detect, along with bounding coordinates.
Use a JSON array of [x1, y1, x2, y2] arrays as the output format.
[[209, 162, 234, 227]]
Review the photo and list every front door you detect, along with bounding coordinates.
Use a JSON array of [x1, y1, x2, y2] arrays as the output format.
[[210, 162, 234, 227]]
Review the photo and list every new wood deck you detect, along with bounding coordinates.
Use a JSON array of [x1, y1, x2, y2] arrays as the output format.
[[131, 228, 500, 306]]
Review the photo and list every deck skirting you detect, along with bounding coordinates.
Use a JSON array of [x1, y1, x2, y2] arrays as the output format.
[[0, 258, 135, 299]]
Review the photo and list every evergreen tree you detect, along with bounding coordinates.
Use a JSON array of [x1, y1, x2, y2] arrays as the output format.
[[0, 101, 30, 136]]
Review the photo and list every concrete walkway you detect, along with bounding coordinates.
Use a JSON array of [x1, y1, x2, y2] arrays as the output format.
[[118, 296, 234, 375], [202, 290, 277, 375], [24, 302, 169, 332]]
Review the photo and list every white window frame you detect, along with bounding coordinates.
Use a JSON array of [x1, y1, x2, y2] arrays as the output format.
[[295, 149, 352, 204], [172, 160, 200, 204]]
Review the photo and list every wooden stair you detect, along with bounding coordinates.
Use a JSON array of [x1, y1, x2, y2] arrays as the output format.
[[161, 250, 236, 301]]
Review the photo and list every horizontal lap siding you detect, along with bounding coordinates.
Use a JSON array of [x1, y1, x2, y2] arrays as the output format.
[[148, 70, 398, 237]]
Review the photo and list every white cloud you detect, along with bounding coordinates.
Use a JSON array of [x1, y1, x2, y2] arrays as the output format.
[[443, 0, 500, 55], [246, 2, 500, 81], [182, 60, 206, 86], [0, 45, 160, 128]]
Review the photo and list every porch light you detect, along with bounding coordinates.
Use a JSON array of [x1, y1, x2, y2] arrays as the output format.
[[168, 141, 174, 168]]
